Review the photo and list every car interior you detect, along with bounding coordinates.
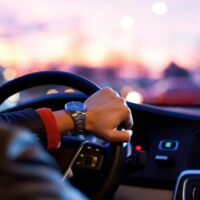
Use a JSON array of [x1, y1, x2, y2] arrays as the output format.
[[0, 70, 200, 200], [0, 1, 200, 200]]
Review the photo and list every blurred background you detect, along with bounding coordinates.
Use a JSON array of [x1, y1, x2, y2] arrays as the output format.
[[0, 0, 200, 108]]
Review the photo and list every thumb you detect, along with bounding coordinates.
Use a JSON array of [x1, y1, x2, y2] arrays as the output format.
[[105, 129, 133, 142]]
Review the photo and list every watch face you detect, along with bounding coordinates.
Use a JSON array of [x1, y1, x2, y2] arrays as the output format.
[[65, 101, 87, 112]]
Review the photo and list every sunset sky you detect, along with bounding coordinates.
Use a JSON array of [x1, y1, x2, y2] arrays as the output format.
[[0, 0, 200, 77]]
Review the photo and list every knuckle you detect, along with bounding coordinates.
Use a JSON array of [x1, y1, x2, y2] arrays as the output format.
[[102, 87, 119, 97], [102, 87, 112, 92], [102, 87, 114, 95], [110, 90, 119, 97], [118, 97, 126, 104]]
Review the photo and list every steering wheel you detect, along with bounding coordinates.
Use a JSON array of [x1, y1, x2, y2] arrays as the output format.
[[0, 71, 127, 200]]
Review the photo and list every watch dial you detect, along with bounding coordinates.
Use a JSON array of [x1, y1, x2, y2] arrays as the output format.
[[66, 101, 86, 111]]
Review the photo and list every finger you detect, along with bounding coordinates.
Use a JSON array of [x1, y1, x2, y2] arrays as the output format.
[[105, 129, 133, 142], [122, 106, 133, 129], [123, 113, 134, 130]]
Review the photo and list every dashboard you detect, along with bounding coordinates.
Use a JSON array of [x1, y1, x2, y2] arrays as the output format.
[[118, 103, 200, 199]]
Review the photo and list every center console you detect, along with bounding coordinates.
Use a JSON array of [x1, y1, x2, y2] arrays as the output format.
[[174, 170, 200, 200]]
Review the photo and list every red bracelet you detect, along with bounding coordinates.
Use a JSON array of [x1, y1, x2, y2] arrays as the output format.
[[36, 108, 60, 151]]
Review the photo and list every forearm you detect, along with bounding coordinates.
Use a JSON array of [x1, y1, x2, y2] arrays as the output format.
[[0, 109, 47, 146], [0, 108, 75, 151]]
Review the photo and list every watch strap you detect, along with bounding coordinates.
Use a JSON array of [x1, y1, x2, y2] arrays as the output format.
[[71, 111, 86, 134]]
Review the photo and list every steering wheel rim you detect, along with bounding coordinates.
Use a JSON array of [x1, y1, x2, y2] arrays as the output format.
[[0, 71, 126, 200], [0, 71, 100, 104]]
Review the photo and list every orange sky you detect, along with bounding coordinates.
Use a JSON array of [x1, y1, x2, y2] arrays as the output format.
[[0, 0, 200, 77]]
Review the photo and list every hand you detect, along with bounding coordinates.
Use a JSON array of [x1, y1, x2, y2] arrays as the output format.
[[85, 87, 133, 142]]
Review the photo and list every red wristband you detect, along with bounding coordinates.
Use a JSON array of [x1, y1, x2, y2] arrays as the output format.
[[36, 108, 60, 151]]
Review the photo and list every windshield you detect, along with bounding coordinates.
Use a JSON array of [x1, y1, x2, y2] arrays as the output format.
[[0, 0, 200, 106]]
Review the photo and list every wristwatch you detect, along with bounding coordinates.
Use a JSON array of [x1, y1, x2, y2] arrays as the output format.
[[64, 101, 87, 134]]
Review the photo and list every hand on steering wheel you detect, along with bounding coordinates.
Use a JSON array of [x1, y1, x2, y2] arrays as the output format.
[[85, 87, 133, 142]]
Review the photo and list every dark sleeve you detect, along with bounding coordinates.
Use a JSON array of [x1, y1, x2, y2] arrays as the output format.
[[0, 125, 88, 200], [0, 109, 47, 147]]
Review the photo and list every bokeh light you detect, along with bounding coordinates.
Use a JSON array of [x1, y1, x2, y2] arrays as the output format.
[[47, 89, 58, 94], [120, 16, 135, 30], [126, 91, 144, 104], [65, 88, 75, 93], [152, 1, 168, 15], [3, 68, 17, 81], [0, 0, 198, 106]]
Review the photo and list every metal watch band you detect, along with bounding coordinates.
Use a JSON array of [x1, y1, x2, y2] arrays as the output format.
[[71, 111, 86, 134]]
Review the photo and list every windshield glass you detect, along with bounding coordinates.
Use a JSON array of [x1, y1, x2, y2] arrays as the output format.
[[0, 0, 200, 106]]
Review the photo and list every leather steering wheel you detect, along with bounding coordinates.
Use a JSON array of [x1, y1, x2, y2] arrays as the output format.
[[0, 71, 127, 200]]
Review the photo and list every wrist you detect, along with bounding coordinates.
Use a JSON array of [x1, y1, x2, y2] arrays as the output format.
[[53, 110, 75, 135]]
